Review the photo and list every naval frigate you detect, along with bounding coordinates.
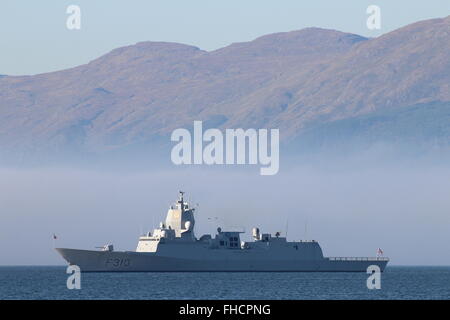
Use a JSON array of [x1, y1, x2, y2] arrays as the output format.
[[56, 191, 389, 272]]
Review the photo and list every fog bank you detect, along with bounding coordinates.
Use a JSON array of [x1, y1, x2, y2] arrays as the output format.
[[0, 162, 449, 265]]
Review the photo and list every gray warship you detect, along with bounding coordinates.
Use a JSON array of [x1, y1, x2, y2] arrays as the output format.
[[56, 191, 389, 272]]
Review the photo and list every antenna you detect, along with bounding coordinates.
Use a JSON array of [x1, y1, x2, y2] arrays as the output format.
[[178, 191, 185, 213], [208, 217, 218, 235], [285, 219, 289, 238], [194, 202, 199, 213]]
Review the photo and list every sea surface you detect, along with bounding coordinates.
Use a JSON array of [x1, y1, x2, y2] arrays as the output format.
[[0, 266, 448, 300]]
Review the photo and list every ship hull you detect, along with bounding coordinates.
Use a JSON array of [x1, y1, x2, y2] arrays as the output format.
[[56, 248, 388, 272]]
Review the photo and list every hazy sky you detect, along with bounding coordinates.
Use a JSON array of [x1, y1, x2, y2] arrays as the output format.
[[1, 0, 449, 75]]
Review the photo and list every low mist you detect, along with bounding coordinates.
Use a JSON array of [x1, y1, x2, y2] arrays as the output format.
[[0, 157, 449, 266]]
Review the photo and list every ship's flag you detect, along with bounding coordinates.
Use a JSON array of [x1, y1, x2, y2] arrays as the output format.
[[377, 248, 383, 256]]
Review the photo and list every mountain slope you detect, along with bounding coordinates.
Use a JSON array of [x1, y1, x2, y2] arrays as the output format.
[[0, 16, 449, 160]]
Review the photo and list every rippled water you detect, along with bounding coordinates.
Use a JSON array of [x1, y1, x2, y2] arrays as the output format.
[[0, 266, 448, 300]]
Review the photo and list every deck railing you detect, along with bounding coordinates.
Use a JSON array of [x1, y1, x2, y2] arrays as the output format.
[[328, 257, 389, 261]]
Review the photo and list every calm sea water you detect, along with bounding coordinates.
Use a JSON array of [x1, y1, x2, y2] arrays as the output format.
[[0, 266, 448, 300]]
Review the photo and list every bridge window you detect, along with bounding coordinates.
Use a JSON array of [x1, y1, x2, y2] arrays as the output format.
[[229, 236, 239, 248]]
